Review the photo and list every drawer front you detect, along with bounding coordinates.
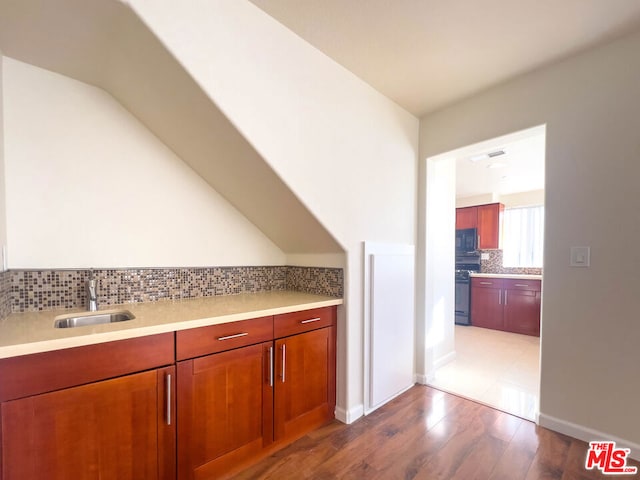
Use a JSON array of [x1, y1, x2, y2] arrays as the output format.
[[504, 279, 541, 292], [471, 278, 504, 289], [176, 316, 273, 360], [0, 333, 175, 402], [274, 306, 336, 338]]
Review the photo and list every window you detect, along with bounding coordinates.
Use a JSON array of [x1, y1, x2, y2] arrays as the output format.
[[502, 205, 544, 268]]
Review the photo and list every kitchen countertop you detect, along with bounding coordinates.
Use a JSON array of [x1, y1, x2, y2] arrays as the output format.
[[470, 273, 542, 280], [0, 291, 343, 359]]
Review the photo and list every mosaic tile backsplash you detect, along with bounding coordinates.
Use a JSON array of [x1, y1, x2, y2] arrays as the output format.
[[480, 250, 543, 276], [7, 266, 343, 314]]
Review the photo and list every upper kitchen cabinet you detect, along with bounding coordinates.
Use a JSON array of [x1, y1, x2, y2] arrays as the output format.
[[455, 203, 504, 249], [455, 207, 478, 230]]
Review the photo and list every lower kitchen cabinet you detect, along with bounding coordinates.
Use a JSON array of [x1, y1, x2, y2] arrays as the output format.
[[0, 334, 176, 480], [176, 342, 274, 480], [176, 306, 337, 479], [471, 277, 541, 336], [274, 326, 336, 442]]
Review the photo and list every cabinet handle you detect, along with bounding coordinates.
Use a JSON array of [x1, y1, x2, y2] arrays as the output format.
[[166, 373, 172, 426], [300, 317, 321, 324], [479, 281, 493, 285], [498, 290, 502, 305], [504, 290, 508, 305], [477, 235, 481, 248], [217, 332, 249, 341], [281, 344, 286, 383], [269, 346, 274, 387], [514, 283, 529, 287]]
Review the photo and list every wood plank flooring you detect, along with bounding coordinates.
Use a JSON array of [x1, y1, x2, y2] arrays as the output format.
[[232, 386, 639, 480]]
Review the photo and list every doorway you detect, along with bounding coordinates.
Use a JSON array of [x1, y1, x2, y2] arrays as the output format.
[[420, 125, 545, 421]]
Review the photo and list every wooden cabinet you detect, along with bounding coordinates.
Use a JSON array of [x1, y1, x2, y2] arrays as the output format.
[[0, 334, 176, 480], [176, 306, 336, 479], [471, 277, 541, 336], [503, 279, 541, 336], [273, 308, 336, 443], [456, 203, 504, 249], [176, 341, 273, 480], [470, 278, 504, 331], [456, 206, 477, 230]]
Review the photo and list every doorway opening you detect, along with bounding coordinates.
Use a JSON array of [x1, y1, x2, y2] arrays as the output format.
[[421, 125, 545, 421]]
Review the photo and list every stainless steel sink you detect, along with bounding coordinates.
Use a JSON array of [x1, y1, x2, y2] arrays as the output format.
[[54, 310, 135, 328]]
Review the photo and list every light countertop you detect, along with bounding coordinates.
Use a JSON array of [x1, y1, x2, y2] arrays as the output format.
[[0, 291, 343, 359], [470, 273, 542, 280]]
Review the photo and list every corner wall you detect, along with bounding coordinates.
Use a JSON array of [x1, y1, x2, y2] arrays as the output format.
[[129, 0, 419, 420], [419, 29, 640, 448], [2, 57, 285, 268]]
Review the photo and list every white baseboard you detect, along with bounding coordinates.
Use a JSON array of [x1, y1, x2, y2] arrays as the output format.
[[335, 404, 364, 424], [538, 412, 640, 461], [415, 373, 433, 384], [433, 351, 456, 369]]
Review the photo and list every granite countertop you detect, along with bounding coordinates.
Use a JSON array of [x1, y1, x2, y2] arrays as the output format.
[[470, 273, 542, 280], [0, 291, 343, 359]]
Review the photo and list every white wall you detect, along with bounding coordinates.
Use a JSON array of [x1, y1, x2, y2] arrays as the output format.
[[0, 53, 7, 267], [420, 29, 640, 448], [130, 0, 419, 420], [2, 57, 285, 268], [456, 190, 544, 208]]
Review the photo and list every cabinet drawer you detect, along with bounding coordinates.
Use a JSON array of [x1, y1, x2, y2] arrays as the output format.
[[274, 307, 335, 338], [471, 278, 504, 289], [504, 279, 541, 292], [0, 333, 174, 402], [176, 316, 273, 360]]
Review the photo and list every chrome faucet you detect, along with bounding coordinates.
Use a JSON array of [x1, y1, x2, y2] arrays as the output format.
[[86, 269, 98, 312]]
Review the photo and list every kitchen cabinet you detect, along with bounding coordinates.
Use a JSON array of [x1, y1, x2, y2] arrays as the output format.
[[273, 308, 336, 443], [455, 203, 504, 249], [0, 334, 175, 480], [503, 279, 541, 336], [455, 206, 477, 230], [471, 277, 541, 336], [176, 316, 274, 480], [176, 307, 336, 479]]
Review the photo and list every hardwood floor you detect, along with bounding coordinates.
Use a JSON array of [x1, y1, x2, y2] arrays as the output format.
[[232, 386, 639, 479]]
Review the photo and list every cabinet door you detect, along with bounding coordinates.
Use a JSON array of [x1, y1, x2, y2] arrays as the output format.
[[274, 327, 335, 443], [471, 286, 504, 330], [177, 342, 273, 480], [456, 207, 477, 230], [504, 289, 541, 336], [477, 203, 503, 249], [1, 367, 175, 480]]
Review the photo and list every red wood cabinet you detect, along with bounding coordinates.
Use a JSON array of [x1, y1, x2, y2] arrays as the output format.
[[470, 278, 504, 331], [177, 342, 273, 480], [177, 307, 337, 479], [471, 277, 541, 336], [274, 325, 336, 442], [455, 203, 504, 249], [0, 335, 176, 480], [456, 207, 477, 230]]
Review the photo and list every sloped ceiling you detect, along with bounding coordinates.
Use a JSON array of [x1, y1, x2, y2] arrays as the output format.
[[250, 0, 640, 116], [0, 0, 343, 254]]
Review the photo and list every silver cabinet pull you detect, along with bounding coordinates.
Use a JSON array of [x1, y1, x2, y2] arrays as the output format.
[[300, 317, 321, 324], [281, 344, 286, 383], [480, 281, 493, 285], [269, 346, 274, 387], [514, 283, 529, 287], [498, 290, 502, 305], [217, 332, 249, 341], [166, 373, 172, 426], [504, 290, 508, 305]]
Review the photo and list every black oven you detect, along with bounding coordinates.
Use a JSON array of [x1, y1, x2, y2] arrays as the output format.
[[455, 253, 480, 326], [455, 228, 477, 254]]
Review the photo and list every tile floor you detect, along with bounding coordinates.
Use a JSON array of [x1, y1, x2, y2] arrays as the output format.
[[428, 325, 540, 421]]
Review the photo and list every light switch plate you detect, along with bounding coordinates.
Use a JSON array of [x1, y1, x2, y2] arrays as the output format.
[[570, 246, 590, 267], [481, 253, 490, 260]]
